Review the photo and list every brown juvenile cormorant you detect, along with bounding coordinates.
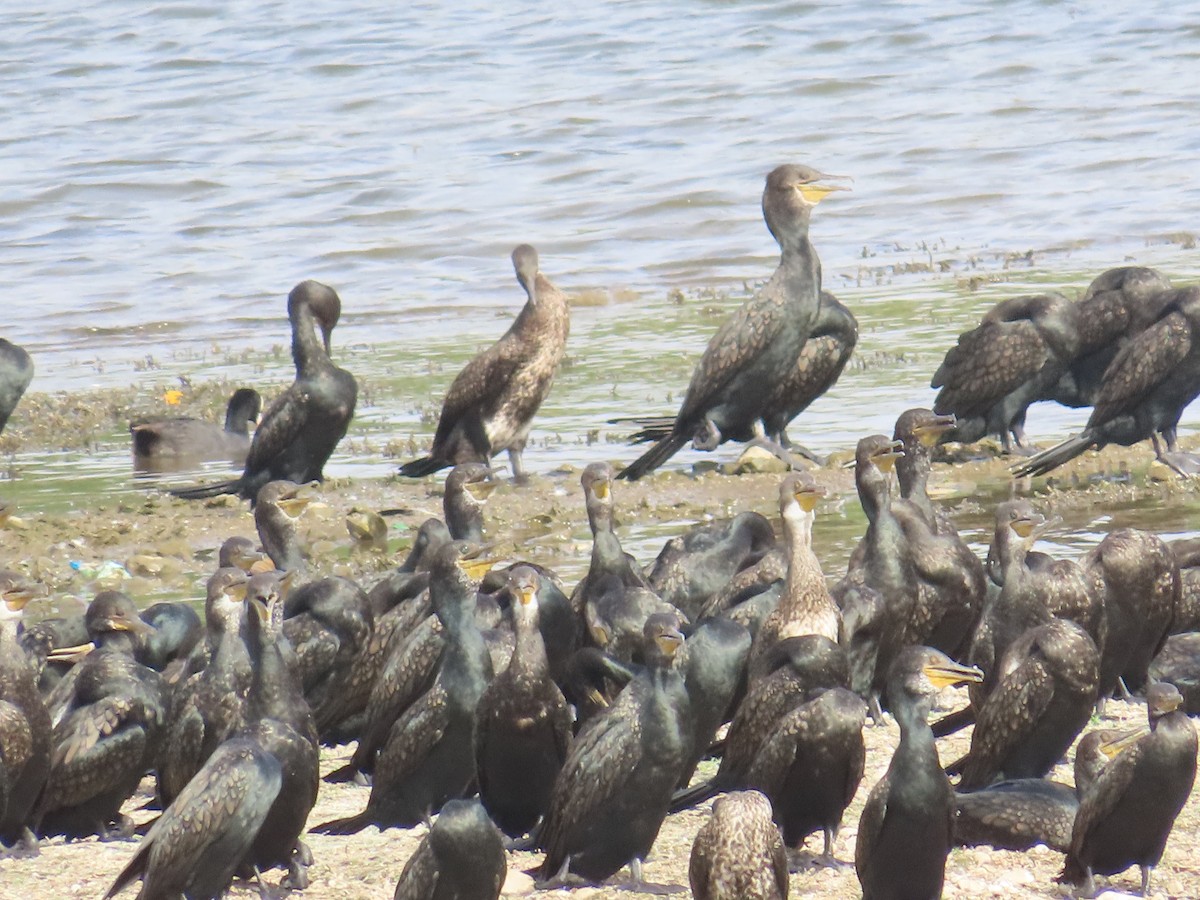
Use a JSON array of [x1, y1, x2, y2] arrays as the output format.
[[399, 244, 569, 482], [750, 472, 840, 668], [34, 591, 168, 840], [1059, 682, 1198, 896], [0, 338, 33, 435], [313, 541, 494, 833], [537, 613, 691, 887], [952, 618, 1100, 789], [1051, 266, 1174, 408], [0, 576, 50, 855], [931, 292, 1080, 452], [172, 280, 357, 501], [474, 566, 572, 839], [392, 798, 507, 900], [689, 790, 789, 900], [130, 386, 261, 466], [1015, 286, 1200, 477], [854, 647, 982, 900], [617, 165, 849, 480]]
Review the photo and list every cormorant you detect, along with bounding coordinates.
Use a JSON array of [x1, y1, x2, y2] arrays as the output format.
[[689, 790, 789, 900], [130, 387, 261, 466], [172, 280, 357, 501], [1148, 632, 1200, 714], [854, 647, 983, 900], [391, 799, 507, 900], [678, 616, 753, 787], [617, 164, 849, 480], [537, 613, 691, 886], [1015, 286, 1200, 477], [953, 779, 1078, 853], [1059, 682, 1197, 897], [931, 291, 1080, 452], [474, 566, 572, 839], [0, 576, 50, 855], [0, 338, 33, 435], [443, 461, 498, 541], [34, 591, 168, 840], [135, 600, 203, 676], [399, 244, 569, 482]]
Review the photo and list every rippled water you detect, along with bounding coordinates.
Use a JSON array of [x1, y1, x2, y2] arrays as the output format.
[[4, 1, 1200, 502]]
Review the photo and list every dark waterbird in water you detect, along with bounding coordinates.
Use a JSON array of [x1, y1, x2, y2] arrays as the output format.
[[131, 386, 261, 468], [617, 164, 849, 480], [398, 244, 569, 482], [171, 280, 356, 502]]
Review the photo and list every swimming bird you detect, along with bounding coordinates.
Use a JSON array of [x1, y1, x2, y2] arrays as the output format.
[[1014, 286, 1200, 477], [130, 387, 261, 467], [399, 244, 569, 482], [617, 164, 848, 480], [0, 339, 33, 435], [689, 791, 789, 900], [171, 280, 356, 501]]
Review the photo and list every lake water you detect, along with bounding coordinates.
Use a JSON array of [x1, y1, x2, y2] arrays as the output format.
[[4, 0, 1200, 512]]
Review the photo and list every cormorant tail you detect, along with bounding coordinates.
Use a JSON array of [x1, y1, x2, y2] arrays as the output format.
[[617, 432, 689, 481], [668, 777, 719, 814], [931, 705, 975, 738], [169, 479, 243, 501], [104, 839, 150, 899], [607, 415, 676, 444], [1011, 432, 1097, 478], [309, 810, 373, 835], [323, 762, 360, 784], [397, 455, 451, 478]]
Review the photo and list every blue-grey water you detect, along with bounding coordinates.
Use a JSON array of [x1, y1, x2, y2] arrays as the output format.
[[4, 0, 1200, 508]]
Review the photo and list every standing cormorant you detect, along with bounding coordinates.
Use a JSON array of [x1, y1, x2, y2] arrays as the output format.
[[1015, 286, 1200, 477], [1059, 682, 1197, 896], [399, 244, 569, 482], [172, 280, 357, 501], [0, 338, 33, 435], [617, 165, 849, 480], [689, 791, 789, 900], [130, 387, 261, 467], [391, 799, 507, 900], [854, 647, 983, 900]]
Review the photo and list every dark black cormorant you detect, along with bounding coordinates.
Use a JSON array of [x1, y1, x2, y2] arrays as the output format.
[[689, 790, 789, 900], [0, 577, 50, 855], [617, 165, 848, 480], [34, 591, 168, 840], [854, 647, 982, 900], [678, 616, 753, 787], [443, 461, 498, 541], [932, 292, 1080, 452], [474, 566, 572, 838], [313, 541, 494, 833], [172, 280, 357, 501], [134, 600, 203, 676], [952, 618, 1100, 789], [0, 338, 33, 435], [130, 386, 261, 466], [1059, 682, 1197, 896], [537, 613, 691, 886], [392, 799, 507, 900], [399, 244, 569, 482], [1015, 286, 1200, 477]]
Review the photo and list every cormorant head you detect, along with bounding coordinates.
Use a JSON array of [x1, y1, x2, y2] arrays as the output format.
[[512, 244, 540, 300], [762, 164, 851, 248], [288, 280, 342, 354], [643, 611, 685, 667]]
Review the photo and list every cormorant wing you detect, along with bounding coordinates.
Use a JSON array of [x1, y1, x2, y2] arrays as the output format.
[[432, 335, 529, 449], [958, 663, 1053, 787], [393, 840, 439, 900], [281, 614, 341, 693], [932, 320, 1049, 417], [241, 385, 308, 475], [373, 683, 451, 785], [1088, 312, 1191, 428]]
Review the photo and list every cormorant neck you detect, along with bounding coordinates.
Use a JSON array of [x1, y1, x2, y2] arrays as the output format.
[[98, 630, 138, 655], [511, 608, 549, 674], [290, 297, 329, 373], [257, 507, 307, 573]]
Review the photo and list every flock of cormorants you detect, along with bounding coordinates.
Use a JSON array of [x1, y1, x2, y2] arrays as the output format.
[[1, 162, 1199, 899]]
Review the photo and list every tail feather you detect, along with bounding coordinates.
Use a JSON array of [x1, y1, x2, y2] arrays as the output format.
[[617, 432, 689, 481], [931, 705, 976, 738], [104, 837, 150, 899], [323, 762, 360, 784], [608, 415, 676, 444], [169, 479, 243, 501], [668, 777, 719, 814], [397, 455, 450, 478], [309, 810, 373, 835], [1011, 432, 1096, 478]]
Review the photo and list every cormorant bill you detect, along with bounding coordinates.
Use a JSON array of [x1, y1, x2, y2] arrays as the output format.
[[617, 164, 849, 480], [1014, 286, 1200, 478], [171, 280, 356, 502], [398, 244, 569, 482]]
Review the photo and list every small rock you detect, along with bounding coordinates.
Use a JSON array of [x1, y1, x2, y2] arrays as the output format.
[[725, 445, 788, 475]]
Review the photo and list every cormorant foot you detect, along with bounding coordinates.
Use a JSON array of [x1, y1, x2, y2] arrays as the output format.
[[623, 858, 686, 894], [0, 828, 40, 859], [1158, 451, 1200, 476], [504, 832, 538, 852], [99, 815, 136, 842]]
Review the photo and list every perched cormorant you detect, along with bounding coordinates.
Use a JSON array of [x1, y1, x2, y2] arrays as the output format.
[[678, 616, 753, 787], [34, 591, 168, 840], [443, 461, 498, 541], [0, 338, 33, 435], [931, 292, 1080, 452], [854, 647, 983, 900], [130, 387, 261, 466], [399, 244, 569, 482], [134, 600, 203, 676], [1015, 286, 1200, 477], [474, 566, 572, 839], [172, 280, 357, 501], [392, 799, 507, 900], [0, 576, 50, 855], [1059, 682, 1198, 896], [537, 614, 691, 886], [689, 791, 789, 900], [1148, 632, 1200, 714], [617, 165, 848, 480]]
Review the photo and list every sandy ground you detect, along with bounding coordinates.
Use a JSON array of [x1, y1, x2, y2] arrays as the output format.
[[2, 446, 1200, 899]]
